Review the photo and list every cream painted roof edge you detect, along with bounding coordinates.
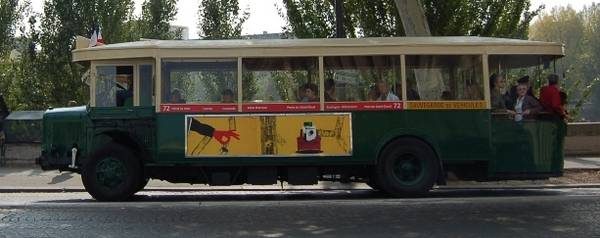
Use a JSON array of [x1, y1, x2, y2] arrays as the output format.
[[73, 36, 562, 51], [73, 36, 565, 62]]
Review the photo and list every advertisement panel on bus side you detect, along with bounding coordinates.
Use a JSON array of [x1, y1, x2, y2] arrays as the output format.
[[185, 113, 352, 157]]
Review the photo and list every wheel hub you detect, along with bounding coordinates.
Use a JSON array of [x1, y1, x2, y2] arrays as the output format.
[[96, 157, 126, 189], [393, 154, 424, 185]]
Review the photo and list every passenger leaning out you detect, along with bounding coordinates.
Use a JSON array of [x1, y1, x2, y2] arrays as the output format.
[[507, 84, 542, 122], [540, 74, 568, 120], [506, 76, 535, 109]]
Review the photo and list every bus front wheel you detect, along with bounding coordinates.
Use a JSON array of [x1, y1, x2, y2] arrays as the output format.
[[376, 138, 438, 197], [82, 142, 143, 201]]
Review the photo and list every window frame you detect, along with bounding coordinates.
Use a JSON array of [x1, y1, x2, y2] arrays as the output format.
[[239, 56, 322, 112], [322, 55, 403, 102], [153, 53, 493, 113], [90, 60, 144, 108], [158, 58, 240, 113]]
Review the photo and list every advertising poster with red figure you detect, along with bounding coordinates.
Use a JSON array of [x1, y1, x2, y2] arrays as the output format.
[[185, 113, 352, 157]]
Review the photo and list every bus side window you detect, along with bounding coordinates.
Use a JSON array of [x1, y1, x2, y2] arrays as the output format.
[[95, 66, 134, 107], [406, 55, 483, 101], [324, 56, 401, 102], [161, 59, 238, 104], [242, 57, 318, 103]]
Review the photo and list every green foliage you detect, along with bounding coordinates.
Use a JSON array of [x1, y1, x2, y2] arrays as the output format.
[[37, 0, 138, 108], [0, 0, 19, 57], [279, 0, 337, 38], [346, 0, 402, 37], [197, 0, 256, 100], [530, 4, 600, 121], [198, 0, 248, 39], [1, 0, 180, 111], [423, 0, 540, 38], [280, 0, 539, 39], [140, 0, 181, 40]]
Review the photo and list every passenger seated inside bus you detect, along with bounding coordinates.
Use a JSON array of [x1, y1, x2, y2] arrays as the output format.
[[464, 78, 483, 100], [404, 80, 420, 100], [489, 73, 507, 110], [169, 88, 186, 103], [221, 89, 235, 103], [367, 85, 380, 101], [324, 79, 336, 102], [376, 80, 399, 101], [300, 83, 319, 102], [441, 90, 453, 100], [393, 83, 407, 101], [507, 83, 542, 122]]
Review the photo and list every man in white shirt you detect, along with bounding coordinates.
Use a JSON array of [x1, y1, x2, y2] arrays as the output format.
[[376, 81, 400, 101]]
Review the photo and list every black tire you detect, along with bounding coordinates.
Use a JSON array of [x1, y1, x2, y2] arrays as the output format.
[[375, 138, 438, 197], [82, 142, 143, 201]]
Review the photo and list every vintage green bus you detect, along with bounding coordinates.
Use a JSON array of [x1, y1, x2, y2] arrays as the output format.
[[38, 37, 566, 201]]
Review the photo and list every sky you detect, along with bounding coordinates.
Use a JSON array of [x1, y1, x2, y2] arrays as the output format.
[[28, 0, 598, 39]]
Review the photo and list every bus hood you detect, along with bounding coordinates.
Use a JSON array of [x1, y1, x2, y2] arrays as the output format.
[[39, 106, 89, 170]]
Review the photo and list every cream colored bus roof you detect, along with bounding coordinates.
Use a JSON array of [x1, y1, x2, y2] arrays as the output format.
[[72, 36, 564, 62]]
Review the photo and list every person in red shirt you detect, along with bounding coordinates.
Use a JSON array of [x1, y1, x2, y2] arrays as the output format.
[[539, 74, 567, 119]]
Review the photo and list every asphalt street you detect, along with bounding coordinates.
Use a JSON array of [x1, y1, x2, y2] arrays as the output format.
[[1, 188, 600, 238]]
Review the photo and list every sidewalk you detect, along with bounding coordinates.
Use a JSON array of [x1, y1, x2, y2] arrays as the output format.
[[563, 156, 600, 169], [0, 157, 598, 192]]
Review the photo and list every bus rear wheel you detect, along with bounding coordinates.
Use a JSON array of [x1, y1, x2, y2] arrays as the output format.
[[376, 138, 438, 197], [82, 142, 142, 201]]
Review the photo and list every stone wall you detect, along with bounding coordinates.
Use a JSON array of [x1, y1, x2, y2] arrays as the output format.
[[564, 122, 600, 156], [1, 143, 40, 166]]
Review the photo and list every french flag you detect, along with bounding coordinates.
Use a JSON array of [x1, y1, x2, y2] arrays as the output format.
[[89, 26, 105, 47]]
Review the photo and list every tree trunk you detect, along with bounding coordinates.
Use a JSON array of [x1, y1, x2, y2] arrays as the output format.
[[394, 0, 431, 36]]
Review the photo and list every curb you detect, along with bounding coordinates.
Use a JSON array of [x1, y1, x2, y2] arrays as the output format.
[[437, 183, 600, 190], [3, 184, 600, 193]]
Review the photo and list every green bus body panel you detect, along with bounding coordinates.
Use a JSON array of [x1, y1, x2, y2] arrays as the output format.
[[490, 117, 565, 174], [41, 107, 564, 177], [155, 110, 492, 165]]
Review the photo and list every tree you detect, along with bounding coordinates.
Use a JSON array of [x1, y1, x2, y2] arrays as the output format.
[[139, 0, 180, 40], [530, 5, 600, 121], [197, 0, 255, 100], [0, 0, 19, 57], [36, 0, 136, 108], [0, 0, 25, 111], [279, 0, 540, 39], [198, 0, 248, 39], [279, 0, 337, 38], [10, 14, 48, 110], [422, 0, 539, 38]]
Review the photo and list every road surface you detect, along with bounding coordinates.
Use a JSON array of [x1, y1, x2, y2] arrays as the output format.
[[1, 188, 600, 237]]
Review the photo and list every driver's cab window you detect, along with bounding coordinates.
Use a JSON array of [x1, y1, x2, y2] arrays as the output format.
[[96, 66, 134, 107]]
